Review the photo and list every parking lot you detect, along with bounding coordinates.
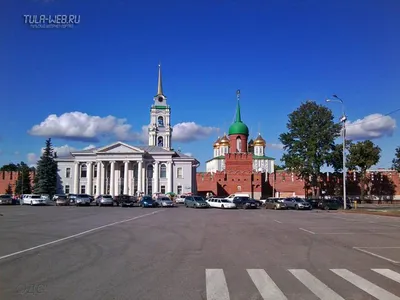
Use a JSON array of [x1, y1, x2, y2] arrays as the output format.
[[1, 205, 400, 299]]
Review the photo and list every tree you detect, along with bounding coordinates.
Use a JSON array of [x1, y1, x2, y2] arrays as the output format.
[[328, 140, 353, 172], [392, 146, 400, 172], [5, 183, 13, 194], [274, 164, 286, 171], [279, 101, 341, 196], [0, 163, 19, 171], [347, 140, 381, 201], [33, 138, 58, 197], [15, 162, 32, 194]]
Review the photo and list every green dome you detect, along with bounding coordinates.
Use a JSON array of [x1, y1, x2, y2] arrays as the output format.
[[229, 122, 249, 136]]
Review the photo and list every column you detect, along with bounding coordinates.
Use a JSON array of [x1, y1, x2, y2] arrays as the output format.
[[100, 162, 105, 194], [153, 161, 159, 193], [96, 161, 102, 197], [167, 161, 173, 193], [87, 162, 93, 195], [137, 161, 142, 195], [73, 162, 80, 194], [124, 161, 129, 195], [110, 161, 116, 197]]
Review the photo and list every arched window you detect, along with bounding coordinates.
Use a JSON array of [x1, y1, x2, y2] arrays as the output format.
[[158, 116, 164, 127], [147, 164, 153, 178], [237, 185, 242, 191], [236, 137, 242, 152], [158, 136, 164, 147], [160, 164, 167, 178]]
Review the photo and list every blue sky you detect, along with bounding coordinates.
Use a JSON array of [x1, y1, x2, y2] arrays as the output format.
[[1, 0, 399, 171]]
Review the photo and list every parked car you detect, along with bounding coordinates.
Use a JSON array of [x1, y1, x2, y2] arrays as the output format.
[[185, 196, 210, 208], [75, 194, 91, 206], [0, 194, 13, 205], [265, 198, 287, 210], [68, 194, 78, 204], [232, 196, 258, 209], [175, 195, 186, 204], [332, 197, 352, 209], [23, 194, 48, 205], [317, 199, 340, 210], [139, 196, 158, 207], [156, 196, 175, 207], [284, 198, 312, 210], [115, 195, 138, 207], [55, 195, 70, 206], [95, 195, 114, 206], [206, 198, 236, 209]]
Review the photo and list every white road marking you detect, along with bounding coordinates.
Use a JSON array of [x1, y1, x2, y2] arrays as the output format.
[[0, 210, 165, 261], [372, 269, 400, 284], [274, 220, 282, 224], [247, 269, 287, 300], [299, 228, 316, 234], [206, 269, 230, 300], [331, 269, 400, 300], [289, 269, 345, 300], [353, 247, 400, 264]]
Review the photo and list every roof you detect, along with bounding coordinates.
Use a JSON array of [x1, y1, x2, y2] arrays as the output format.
[[228, 98, 249, 136], [253, 155, 275, 160]]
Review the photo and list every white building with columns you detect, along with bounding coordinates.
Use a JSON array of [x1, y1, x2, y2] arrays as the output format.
[[55, 65, 200, 197]]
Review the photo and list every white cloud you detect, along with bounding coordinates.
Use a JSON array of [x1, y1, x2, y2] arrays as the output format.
[[266, 143, 284, 150], [14, 151, 20, 155], [83, 144, 96, 150], [346, 114, 396, 140], [184, 152, 193, 157], [29, 112, 218, 144], [27, 153, 39, 165], [28, 112, 137, 142]]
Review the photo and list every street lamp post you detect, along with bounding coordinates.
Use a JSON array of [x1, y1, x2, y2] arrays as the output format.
[[326, 95, 347, 210]]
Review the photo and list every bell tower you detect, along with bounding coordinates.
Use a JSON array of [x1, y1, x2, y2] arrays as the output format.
[[148, 63, 173, 150]]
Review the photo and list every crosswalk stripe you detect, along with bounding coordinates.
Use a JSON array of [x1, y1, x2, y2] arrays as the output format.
[[247, 269, 287, 300], [206, 269, 230, 300], [289, 269, 345, 300], [331, 269, 400, 300], [372, 269, 400, 284]]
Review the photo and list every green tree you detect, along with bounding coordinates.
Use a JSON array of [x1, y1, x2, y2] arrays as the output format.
[[33, 138, 58, 197], [392, 146, 400, 172], [328, 140, 353, 172], [274, 164, 286, 171], [0, 163, 19, 171], [5, 183, 13, 194], [15, 162, 32, 194], [279, 100, 341, 196], [347, 140, 381, 201]]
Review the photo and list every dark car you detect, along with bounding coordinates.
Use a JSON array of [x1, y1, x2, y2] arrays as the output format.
[[332, 197, 352, 209], [232, 196, 258, 209], [117, 195, 138, 207], [139, 196, 157, 208], [317, 199, 340, 210]]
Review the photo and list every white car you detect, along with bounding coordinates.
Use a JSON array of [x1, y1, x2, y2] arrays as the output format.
[[207, 198, 237, 209], [23, 194, 47, 205], [175, 195, 186, 204], [156, 197, 175, 207], [224, 193, 250, 202]]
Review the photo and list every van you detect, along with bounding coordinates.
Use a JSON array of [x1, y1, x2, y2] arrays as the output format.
[[225, 193, 250, 202]]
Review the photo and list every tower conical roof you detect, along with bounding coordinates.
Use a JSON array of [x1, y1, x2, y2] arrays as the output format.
[[228, 90, 249, 136]]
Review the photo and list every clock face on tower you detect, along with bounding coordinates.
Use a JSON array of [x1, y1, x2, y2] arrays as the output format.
[[158, 96, 163, 102]]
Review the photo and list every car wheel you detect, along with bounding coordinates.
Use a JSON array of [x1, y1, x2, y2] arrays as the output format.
[[324, 205, 329, 210], [30, 201, 33, 206], [221, 204, 224, 209], [274, 206, 277, 210], [295, 205, 299, 210]]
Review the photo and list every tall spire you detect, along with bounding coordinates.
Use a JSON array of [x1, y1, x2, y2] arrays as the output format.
[[235, 89, 242, 123], [157, 63, 163, 95]]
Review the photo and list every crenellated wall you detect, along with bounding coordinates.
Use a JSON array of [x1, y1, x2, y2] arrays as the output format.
[[0, 171, 36, 194]]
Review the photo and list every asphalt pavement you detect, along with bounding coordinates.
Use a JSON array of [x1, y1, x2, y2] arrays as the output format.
[[1, 205, 400, 300]]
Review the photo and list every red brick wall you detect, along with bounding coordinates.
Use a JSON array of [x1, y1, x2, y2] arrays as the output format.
[[228, 134, 248, 153], [0, 171, 35, 195]]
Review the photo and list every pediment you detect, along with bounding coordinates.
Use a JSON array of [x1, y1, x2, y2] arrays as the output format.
[[96, 142, 144, 154]]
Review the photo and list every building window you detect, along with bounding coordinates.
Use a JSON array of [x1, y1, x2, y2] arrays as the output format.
[[81, 185, 86, 194], [94, 185, 97, 195], [177, 185, 182, 195], [236, 137, 242, 152], [160, 185, 166, 194], [177, 167, 183, 178], [81, 164, 87, 178], [158, 136, 164, 147], [158, 116, 164, 127], [147, 164, 153, 178], [237, 185, 241, 191], [66, 168, 71, 178], [65, 185, 70, 194], [94, 165, 97, 178], [160, 164, 167, 178]]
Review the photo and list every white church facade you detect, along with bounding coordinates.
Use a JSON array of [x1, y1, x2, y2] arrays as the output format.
[[55, 65, 200, 197]]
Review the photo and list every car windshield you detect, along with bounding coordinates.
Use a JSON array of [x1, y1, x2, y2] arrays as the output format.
[[237, 197, 249, 201], [0, 195, 11, 198], [31, 195, 42, 199], [295, 198, 305, 202], [102, 195, 112, 198], [142, 197, 153, 201], [221, 199, 230, 203], [194, 196, 205, 202], [58, 196, 67, 199], [161, 197, 170, 201], [78, 194, 88, 197]]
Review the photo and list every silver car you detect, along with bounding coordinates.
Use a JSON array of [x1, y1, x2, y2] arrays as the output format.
[[75, 194, 91, 206], [96, 195, 114, 206], [156, 196, 174, 207], [284, 197, 312, 210]]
